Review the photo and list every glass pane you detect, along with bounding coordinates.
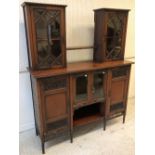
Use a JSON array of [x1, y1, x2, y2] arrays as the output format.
[[106, 13, 124, 59], [33, 8, 62, 68], [47, 10, 60, 38], [34, 9, 60, 39], [50, 15, 60, 38], [106, 36, 121, 58], [37, 41, 53, 67], [76, 75, 88, 102], [107, 13, 123, 38], [51, 40, 61, 58], [93, 72, 104, 98]]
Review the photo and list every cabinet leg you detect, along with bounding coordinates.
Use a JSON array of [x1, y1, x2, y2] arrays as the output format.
[[104, 117, 106, 131], [41, 141, 45, 154], [35, 127, 39, 136], [70, 129, 73, 143], [123, 113, 126, 124]]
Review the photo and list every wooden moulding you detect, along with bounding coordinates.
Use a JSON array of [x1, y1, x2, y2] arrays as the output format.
[[30, 60, 134, 78], [67, 46, 94, 50]]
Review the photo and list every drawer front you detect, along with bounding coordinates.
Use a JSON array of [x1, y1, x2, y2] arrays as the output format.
[[40, 75, 67, 91]]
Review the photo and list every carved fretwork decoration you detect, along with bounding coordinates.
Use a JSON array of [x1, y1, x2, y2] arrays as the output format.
[[112, 67, 128, 78], [34, 9, 62, 68], [105, 13, 124, 59], [41, 76, 67, 90], [47, 119, 67, 131], [110, 102, 124, 112]]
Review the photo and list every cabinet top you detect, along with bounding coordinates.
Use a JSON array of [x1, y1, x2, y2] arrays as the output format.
[[94, 8, 130, 12], [21, 2, 67, 7], [30, 60, 134, 78]]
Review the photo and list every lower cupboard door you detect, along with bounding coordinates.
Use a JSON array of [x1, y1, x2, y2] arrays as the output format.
[[44, 91, 68, 124]]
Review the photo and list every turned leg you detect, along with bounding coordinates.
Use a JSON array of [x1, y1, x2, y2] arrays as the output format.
[[41, 141, 45, 154], [104, 117, 106, 130], [123, 113, 126, 124]]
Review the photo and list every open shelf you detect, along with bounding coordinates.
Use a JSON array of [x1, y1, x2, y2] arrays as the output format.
[[73, 102, 103, 127]]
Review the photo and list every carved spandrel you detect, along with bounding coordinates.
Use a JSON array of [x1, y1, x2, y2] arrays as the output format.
[[41, 76, 67, 90], [112, 67, 128, 78], [110, 102, 124, 112]]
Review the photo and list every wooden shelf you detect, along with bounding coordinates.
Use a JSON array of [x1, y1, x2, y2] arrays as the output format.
[[73, 102, 103, 127], [73, 114, 102, 127]]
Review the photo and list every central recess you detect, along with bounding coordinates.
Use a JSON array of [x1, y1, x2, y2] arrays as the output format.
[[73, 102, 103, 126]]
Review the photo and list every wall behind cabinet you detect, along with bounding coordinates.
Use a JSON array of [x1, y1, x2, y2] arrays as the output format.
[[19, 0, 135, 132]]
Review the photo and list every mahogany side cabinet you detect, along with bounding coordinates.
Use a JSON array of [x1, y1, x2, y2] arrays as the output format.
[[22, 2, 133, 154]]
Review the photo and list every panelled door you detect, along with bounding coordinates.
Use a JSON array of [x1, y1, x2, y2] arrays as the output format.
[[106, 65, 131, 116]]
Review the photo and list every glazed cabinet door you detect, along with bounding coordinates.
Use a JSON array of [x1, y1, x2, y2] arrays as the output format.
[[106, 66, 131, 116], [91, 71, 107, 103], [71, 72, 90, 109], [70, 71, 107, 108], [104, 11, 128, 61], [40, 75, 69, 134], [23, 4, 66, 69]]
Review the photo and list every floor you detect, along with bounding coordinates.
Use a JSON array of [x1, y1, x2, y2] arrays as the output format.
[[19, 98, 134, 155]]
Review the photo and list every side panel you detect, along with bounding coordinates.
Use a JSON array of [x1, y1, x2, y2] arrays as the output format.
[[94, 11, 106, 62], [31, 76, 44, 138], [23, 5, 36, 68]]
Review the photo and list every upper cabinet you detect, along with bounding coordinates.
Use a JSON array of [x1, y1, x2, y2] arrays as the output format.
[[22, 2, 67, 69], [93, 9, 129, 62]]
